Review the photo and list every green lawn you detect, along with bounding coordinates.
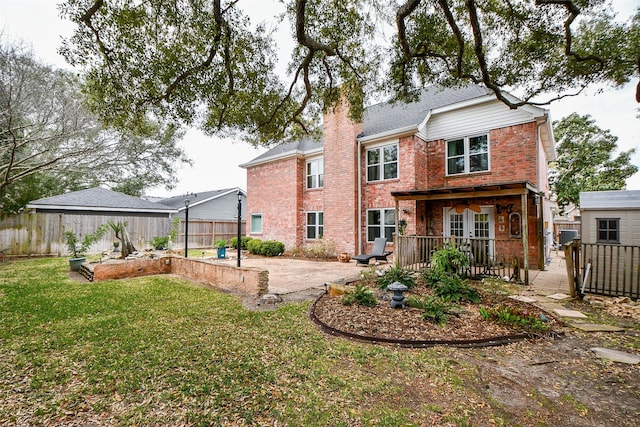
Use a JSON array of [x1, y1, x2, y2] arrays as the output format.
[[0, 258, 482, 426], [4, 257, 633, 426]]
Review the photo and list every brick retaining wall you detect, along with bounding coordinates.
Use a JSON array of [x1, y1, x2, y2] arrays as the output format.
[[92, 256, 269, 296]]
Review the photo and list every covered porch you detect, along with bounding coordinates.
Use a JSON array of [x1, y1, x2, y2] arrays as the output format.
[[391, 181, 546, 285]]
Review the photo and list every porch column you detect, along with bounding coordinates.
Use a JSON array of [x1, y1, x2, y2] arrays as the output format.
[[394, 199, 400, 267], [521, 192, 529, 285]]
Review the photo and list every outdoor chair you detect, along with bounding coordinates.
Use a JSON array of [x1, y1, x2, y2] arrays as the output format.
[[352, 237, 393, 266]]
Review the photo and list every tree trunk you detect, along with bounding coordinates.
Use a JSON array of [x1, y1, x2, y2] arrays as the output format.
[[120, 226, 137, 258]]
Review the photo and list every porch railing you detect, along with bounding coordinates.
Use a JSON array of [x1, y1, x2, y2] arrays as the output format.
[[396, 235, 527, 283]]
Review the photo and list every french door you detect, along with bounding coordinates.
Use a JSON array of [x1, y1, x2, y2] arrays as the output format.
[[444, 206, 495, 263]]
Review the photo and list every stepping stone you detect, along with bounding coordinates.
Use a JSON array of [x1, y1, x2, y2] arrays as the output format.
[[554, 309, 588, 318], [570, 323, 625, 332], [509, 295, 536, 303], [547, 293, 572, 300], [591, 347, 640, 364]]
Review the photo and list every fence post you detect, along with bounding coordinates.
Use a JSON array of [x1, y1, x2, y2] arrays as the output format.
[[564, 241, 576, 297]]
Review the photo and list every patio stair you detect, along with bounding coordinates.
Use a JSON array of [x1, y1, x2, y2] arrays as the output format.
[[78, 264, 94, 282]]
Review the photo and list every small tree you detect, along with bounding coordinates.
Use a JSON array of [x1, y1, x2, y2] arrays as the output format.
[[551, 113, 638, 210]]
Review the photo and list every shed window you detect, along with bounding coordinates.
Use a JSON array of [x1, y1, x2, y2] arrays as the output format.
[[597, 218, 619, 243]]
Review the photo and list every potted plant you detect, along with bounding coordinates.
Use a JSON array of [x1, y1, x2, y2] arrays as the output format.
[[215, 239, 227, 259], [63, 225, 108, 271]]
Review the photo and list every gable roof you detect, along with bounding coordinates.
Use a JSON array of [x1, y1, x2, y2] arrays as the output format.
[[241, 85, 494, 167], [157, 187, 245, 212], [240, 136, 322, 168], [360, 85, 492, 139], [26, 187, 177, 214], [580, 190, 640, 210]]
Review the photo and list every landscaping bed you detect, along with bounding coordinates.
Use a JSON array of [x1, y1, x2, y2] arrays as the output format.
[[311, 284, 563, 346]]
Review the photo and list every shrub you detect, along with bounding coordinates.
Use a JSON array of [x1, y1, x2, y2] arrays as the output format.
[[478, 305, 550, 332], [214, 239, 227, 249], [246, 239, 285, 256], [303, 239, 336, 259], [406, 296, 453, 326], [433, 276, 481, 303], [260, 240, 285, 257], [247, 238, 262, 254], [230, 236, 253, 250], [428, 244, 470, 278], [376, 265, 416, 290], [341, 284, 377, 307]]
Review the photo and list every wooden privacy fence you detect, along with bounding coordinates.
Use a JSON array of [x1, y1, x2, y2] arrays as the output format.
[[396, 235, 527, 283], [565, 239, 640, 299], [179, 219, 246, 248], [0, 213, 246, 255], [0, 212, 172, 256]]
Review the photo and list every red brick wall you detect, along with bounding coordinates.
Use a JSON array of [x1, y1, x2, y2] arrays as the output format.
[[426, 122, 539, 189], [246, 156, 303, 249], [322, 101, 363, 254]]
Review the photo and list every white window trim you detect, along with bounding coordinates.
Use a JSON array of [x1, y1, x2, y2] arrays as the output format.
[[306, 156, 324, 189], [366, 141, 399, 182], [445, 134, 490, 176], [306, 211, 324, 240], [250, 213, 263, 234]]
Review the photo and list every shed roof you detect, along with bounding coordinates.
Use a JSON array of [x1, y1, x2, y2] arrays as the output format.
[[580, 190, 640, 210], [27, 187, 176, 214]]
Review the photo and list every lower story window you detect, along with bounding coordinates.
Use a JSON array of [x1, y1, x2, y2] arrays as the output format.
[[250, 214, 262, 234], [597, 218, 619, 243], [306, 211, 324, 239], [367, 208, 395, 242]]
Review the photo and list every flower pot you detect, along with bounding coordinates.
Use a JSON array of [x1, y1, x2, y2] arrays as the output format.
[[338, 252, 351, 263], [69, 257, 86, 271], [217, 247, 226, 259]]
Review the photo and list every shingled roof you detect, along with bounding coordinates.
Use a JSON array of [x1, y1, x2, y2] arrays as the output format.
[[27, 187, 176, 214], [157, 187, 244, 212], [242, 85, 492, 167]]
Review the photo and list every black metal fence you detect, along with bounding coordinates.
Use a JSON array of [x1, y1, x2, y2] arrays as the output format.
[[580, 243, 640, 299]]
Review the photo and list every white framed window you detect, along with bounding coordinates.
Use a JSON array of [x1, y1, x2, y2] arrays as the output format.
[[306, 158, 324, 189], [306, 211, 324, 239], [446, 134, 489, 175], [250, 214, 262, 234], [367, 208, 396, 242], [367, 143, 398, 181]]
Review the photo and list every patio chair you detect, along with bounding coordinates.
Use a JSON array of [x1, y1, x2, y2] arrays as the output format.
[[352, 237, 393, 266]]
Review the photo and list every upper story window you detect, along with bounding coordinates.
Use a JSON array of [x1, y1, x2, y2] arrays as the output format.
[[367, 143, 398, 181], [447, 134, 489, 175], [597, 218, 619, 243], [306, 158, 324, 189]]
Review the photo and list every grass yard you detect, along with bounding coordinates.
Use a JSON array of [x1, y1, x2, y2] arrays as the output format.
[[1, 258, 639, 426]]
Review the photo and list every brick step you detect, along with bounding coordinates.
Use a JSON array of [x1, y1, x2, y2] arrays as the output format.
[[79, 264, 94, 282]]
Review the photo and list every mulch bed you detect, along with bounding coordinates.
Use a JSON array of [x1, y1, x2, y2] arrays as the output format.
[[310, 288, 564, 347]]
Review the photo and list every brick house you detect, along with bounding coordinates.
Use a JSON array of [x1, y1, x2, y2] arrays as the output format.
[[241, 85, 556, 282]]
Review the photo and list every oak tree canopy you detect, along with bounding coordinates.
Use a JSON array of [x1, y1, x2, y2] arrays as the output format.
[[59, 0, 640, 145]]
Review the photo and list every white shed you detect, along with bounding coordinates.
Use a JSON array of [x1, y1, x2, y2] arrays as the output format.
[[579, 190, 640, 246]]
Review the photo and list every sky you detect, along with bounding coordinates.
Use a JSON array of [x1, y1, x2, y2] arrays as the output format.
[[1, 0, 639, 197]]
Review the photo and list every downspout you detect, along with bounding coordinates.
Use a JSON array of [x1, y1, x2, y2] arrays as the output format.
[[357, 138, 362, 255], [536, 115, 548, 270]]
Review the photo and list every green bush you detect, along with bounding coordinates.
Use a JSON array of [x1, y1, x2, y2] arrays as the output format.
[[478, 305, 550, 332], [341, 284, 378, 307], [377, 265, 416, 290], [260, 240, 285, 257], [427, 244, 470, 279], [433, 276, 481, 303], [247, 238, 262, 254], [406, 296, 453, 326], [245, 239, 285, 256], [230, 236, 253, 250]]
